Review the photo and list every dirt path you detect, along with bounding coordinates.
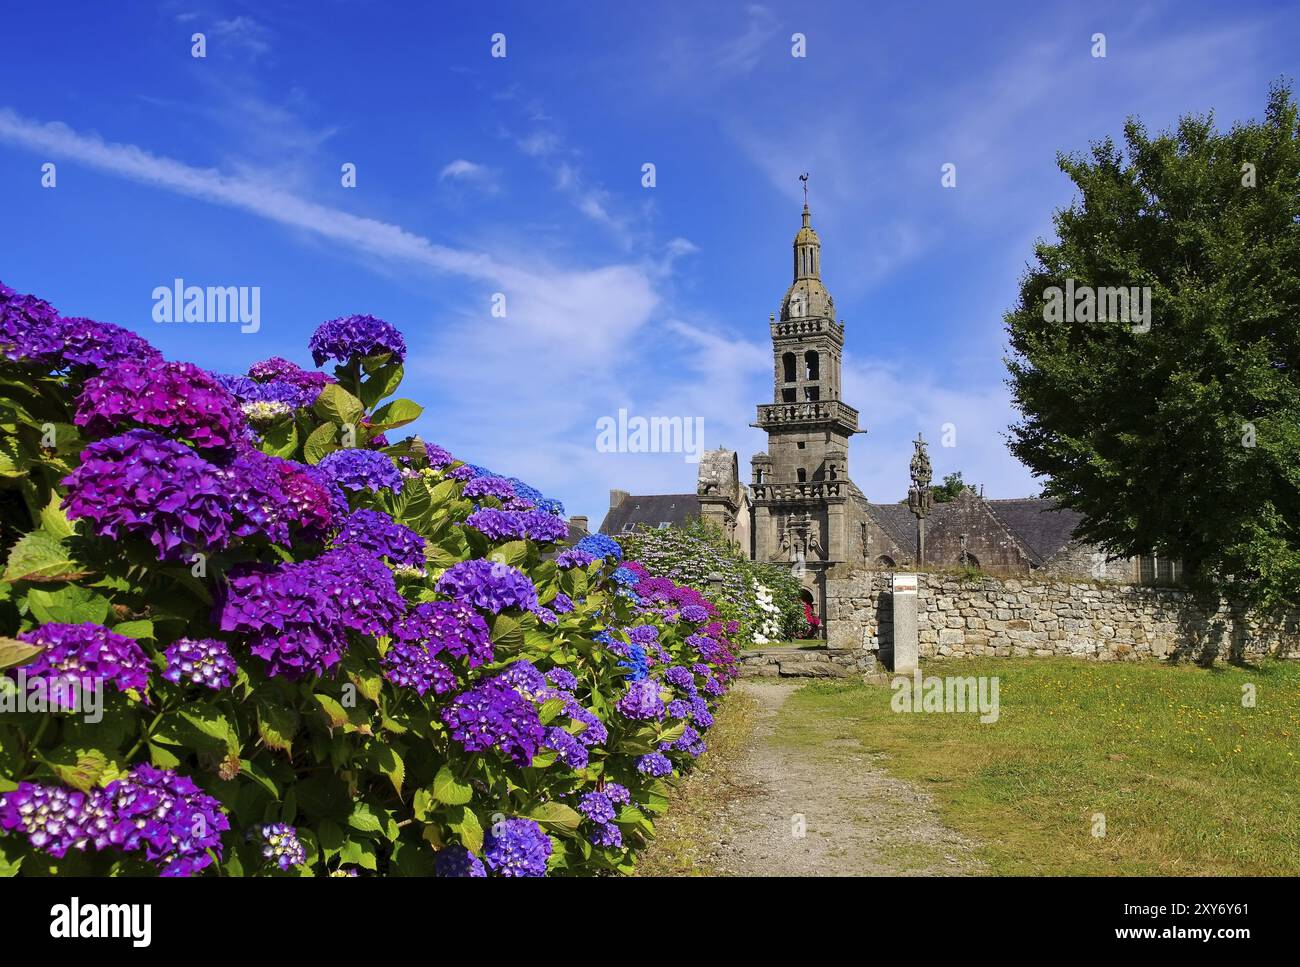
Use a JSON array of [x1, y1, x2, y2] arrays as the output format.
[[695, 679, 985, 876]]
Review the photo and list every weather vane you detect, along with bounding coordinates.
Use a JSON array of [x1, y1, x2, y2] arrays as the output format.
[[799, 171, 809, 205]]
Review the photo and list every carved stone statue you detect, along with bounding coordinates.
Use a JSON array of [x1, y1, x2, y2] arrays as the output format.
[[907, 432, 934, 566]]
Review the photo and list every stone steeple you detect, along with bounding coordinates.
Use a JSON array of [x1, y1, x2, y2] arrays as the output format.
[[750, 200, 863, 597]]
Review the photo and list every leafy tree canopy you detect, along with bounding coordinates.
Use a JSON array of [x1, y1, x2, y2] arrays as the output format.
[[1005, 81, 1300, 611]]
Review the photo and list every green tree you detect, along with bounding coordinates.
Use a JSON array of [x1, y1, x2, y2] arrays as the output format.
[[932, 471, 974, 503], [1004, 81, 1300, 612]]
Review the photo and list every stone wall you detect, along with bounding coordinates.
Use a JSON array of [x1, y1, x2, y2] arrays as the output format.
[[826, 569, 1300, 666]]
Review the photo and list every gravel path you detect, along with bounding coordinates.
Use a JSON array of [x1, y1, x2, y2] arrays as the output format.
[[697, 679, 985, 876]]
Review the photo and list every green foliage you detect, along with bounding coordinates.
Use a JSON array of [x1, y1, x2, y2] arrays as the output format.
[[619, 518, 807, 642], [932, 471, 974, 504], [1005, 81, 1300, 611]]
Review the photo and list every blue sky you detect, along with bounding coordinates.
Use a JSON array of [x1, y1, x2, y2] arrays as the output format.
[[1, 0, 1296, 525]]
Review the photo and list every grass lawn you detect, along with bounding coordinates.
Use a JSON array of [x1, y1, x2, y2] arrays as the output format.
[[781, 658, 1300, 875]]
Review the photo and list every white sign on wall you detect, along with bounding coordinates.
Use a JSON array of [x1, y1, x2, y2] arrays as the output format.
[[893, 572, 918, 594]]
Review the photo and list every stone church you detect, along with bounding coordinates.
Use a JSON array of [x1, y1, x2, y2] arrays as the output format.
[[599, 202, 1177, 628]]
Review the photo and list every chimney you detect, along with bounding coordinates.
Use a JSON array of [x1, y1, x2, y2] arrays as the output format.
[[609, 489, 629, 510], [569, 515, 589, 536]]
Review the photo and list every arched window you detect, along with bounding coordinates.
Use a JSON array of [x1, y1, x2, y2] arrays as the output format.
[[796, 468, 807, 482], [874, 555, 897, 570], [804, 350, 819, 380], [782, 352, 797, 383]]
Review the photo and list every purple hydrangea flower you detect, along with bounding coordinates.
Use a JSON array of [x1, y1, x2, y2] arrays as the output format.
[[94, 764, 230, 876], [59, 317, 161, 371], [627, 625, 659, 645], [223, 450, 334, 545], [545, 668, 578, 691], [435, 559, 538, 614], [497, 659, 548, 700], [542, 727, 589, 770], [636, 752, 673, 777], [702, 676, 726, 697], [218, 547, 405, 679], [380, 639, 456, 696], [333, 509, 426, 572], [441, 677, 545, 766], [393, 600, 493, 667], [162, 638, 237, 690], [258, 823, 307, 871], [316, 448, 403, 495], [446, 464, 475, 481], [616, 679, 665, 721], [484, 818, 551, 877], [461, 475, 515, 502], [424, 443, 455, 469], [0, 782, 94, 858], [248, 356, 335, 390], [0, 286, 64, 365], [309, 314, 407, 366], [578, 791, 615, 826], [554, 548, 596, 569], [17, 622, 150, 704], [690, 696, 714, 728], [549, 593, 574, 615], [435, 844, 487, 877], [667, 698, 693, 719], [215, 373, 322, 413], [665, 665, 698, 694], [604, 783, 632, 806], [76, 360, 246, 455], [566, 701, 608, 747], [590, 822, 622, 848], [63, 430, 232, 561], [680, 604, 710, 623]]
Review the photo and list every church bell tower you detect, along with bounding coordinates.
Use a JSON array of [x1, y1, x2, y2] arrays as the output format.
[[750, 199, 862, 612]]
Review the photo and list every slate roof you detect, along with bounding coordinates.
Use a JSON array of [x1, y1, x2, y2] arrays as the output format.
[[863, 501, 918, 554], [599, 494, 701, 536], [982, 498, 1085, 564]]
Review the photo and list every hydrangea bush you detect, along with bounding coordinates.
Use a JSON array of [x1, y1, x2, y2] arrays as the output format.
[[619, 518, 807, 643], [0, 281, 738, 877]]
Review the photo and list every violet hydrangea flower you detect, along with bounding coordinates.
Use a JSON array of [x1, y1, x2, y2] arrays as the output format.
[[461, 475, 515, 502], [76, 359, 247, 455], [316, 447, 403, 495], [483, 818, 551, 877], [441, 676, 545, 766], [17, 622, 150, 705], [309, 314, 407, 366], [0, 782, 95, 858], [258, 823, 307, 871], [94, 764, 230, 876], [333, 509, 426, 572], [380, 639, 456, 696], [392, 600, 493, 667], [616, 679, 665, 721], [636, 752, 673, 777], [435, 559, 539, 614], [435, 844, 487, 877], [59, 317, 161, 371], [62, 430, 233, 561], [0, 285, 64, 365], [162, 638, 237, 691]]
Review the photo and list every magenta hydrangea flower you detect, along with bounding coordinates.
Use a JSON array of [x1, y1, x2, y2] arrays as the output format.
[[16, 622, 150, 705], [441, 676, 545, 766], [62, 430, 232, 561], [435, 844, 486, 877], [218, 547, 405, 679], [161, 638, 237, 690], [316, 447, 403, 494], [223, 450, 334, 546], [248, 356, 335, 390], [483, 818, 551, 877], [333, 509, 426, 571], [75, 360, 247, 455], [309, 314, 407, 366], [392, 600, 493, 667], [435, 559, 539, 614]]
